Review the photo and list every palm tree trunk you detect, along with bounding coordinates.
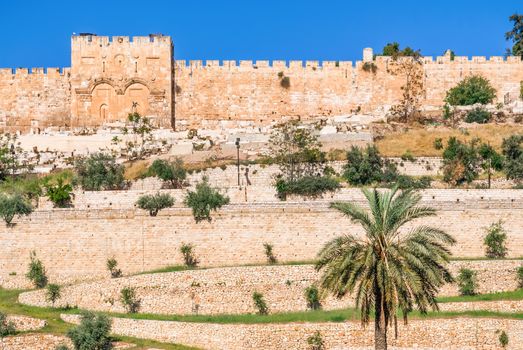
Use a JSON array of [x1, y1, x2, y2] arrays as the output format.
[[374, 288, 388, 350]]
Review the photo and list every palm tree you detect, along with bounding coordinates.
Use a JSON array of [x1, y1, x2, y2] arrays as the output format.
[[316, 188, 455, 350]]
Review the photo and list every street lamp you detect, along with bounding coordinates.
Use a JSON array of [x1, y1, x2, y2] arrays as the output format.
[[235, 137, 240, 187]]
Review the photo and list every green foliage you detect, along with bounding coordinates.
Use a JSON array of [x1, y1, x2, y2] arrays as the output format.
[[120, 287, 140, 313], [343, 145, 384, 185], [317, 188, 455, 344], [0, 192, 33, 225], [252, 291, 269, 315], [46, 284, 61, 306], [0, 311, 15, 338], [0, 133, 28, 181], [75, 153, 125, 191], [498, 329, 509, 348], [433, 138, 444, 150], [45, 177, 73, 208], [506, 13, 523, 57], [180, 243, 199, 267], [457, 268, 477, 296], [304, 285, 321, 310], [483, 221, 508, 259], [26, 251, 48, 288], [517, 266, 523, 288], [389, 175, 432, 190], [381, 42, 421, 59], [306, 331, 325, 350], [465, 107, 491, 124], [275, 176, 340, 200], [263, 243, 277, 264], [136, 192, 175, 216], [184, 178, 229, 222], [269, 120, 326, 182], [55, 345, 70, 350], [400, 150, 416, 162], [442, 104, 457, 127], [66, 311, 112, 350], [106, 258, 122, 278], [121, 112, 154, 160], [0, 175, 42, 202], [147, 158, 186, 188], [501, 134, 523, 181], [520, 81, 523, 99], [280, 76, 291, 89], [444, 75, 496, 106], [441, 137, 483, 185]]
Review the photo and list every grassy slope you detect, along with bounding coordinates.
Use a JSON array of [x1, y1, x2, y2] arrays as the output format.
[[0, 289, 199, 350], [375, 124, 523, 157]]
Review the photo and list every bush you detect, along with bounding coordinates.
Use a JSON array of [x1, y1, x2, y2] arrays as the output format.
[[66, 311, 112, 350], [400, 150, 416, 162], [136, 192, 175, 216], [147, 159, 186, 188], [502, 135, 523, 181], [0, 311, 16, 338], [517, 266, 523, 289], [520, 81, 523, 100], [465, 107, 491, 124], [46, 284, 61, 306], [184, 178, 229, 222], [106, 258, 122, 278], [280, 76, 291, 89], [444, 75, 496, 106], [392, 175, 432, 189], [362, 62, 377, 73], [275, 176, 340, 200], [457, 268, 477, 296], [54, 345, 70, 350], [75, 153, 125, 191], [252, 291, 269, 315], [307, 331, 325, 350], [45, 177, 73, 208], [484, 220, 508, 258], [120, 287, 140, 313], [498, 330, 509, 348], [0, 193, 33, 225], [305, 285, 321, 310], [26, 251, 48, 288], [263, 243, 277, 264], [180, 243, 199, 267], [343, 145, 384, 185], [441, 137, 481, 185]]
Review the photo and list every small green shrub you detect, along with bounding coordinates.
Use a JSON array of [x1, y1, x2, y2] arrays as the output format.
[[75, 153, 125, 191], [465, 107, 491, 124], [0, 193, 33, 225], [263, 243, 277, 264], [26, 251, 48, 288], [66, 311, 112, 350], [280, 76, 291, 89], [106, 258, 122, 278], [434, 138, 444, 150], [457, 268, 477, 296], [362, 62, 377, 73], [484, 220, 508, 259], [400, 150, 416, 162], [275, 176, 339, 200], [147, 158, 186, 188], [444, 75, 496, 106], [252, 291, 269, 315], [184, 177, 229, 222], [136, 192, 175, 216], [307, 330, 325, 350], [180, 243, 199, 267], [517, 266, 523, 288], [497, 329, 509, 348], [0, 311, 16, 338], [54, 345, 70, 350], [305, 285, 321, 310], [46, 284, 61, 306], [120, 287, 140, 313], [343, 145, 385, 185], [520, 81, 523, 100], [45, 178, 73, 208]]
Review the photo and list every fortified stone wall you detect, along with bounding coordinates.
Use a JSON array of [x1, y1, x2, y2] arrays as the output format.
[[1, 197, 522, 288], [1, 35, 523, 131], [0, 68, 71, 131]]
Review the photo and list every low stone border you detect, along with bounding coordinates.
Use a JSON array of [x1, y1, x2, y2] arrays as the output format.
[[0, 334, 71, 350], [440, 299, 523, 313], [61, 314, 523, 350], [7, 315, 47, 331], [19, 260, 523, 316]]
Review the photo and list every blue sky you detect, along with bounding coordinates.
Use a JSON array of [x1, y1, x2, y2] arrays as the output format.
[[0, 0, 521, 67]]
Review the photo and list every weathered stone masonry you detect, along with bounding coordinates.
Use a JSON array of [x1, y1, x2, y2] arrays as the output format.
[[0, 34, 522, 131]]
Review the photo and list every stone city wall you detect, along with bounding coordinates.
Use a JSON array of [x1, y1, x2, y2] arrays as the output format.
[[62, 314, 523, 350], [19, 261, 523, 315], [1, 198, 522, 289]]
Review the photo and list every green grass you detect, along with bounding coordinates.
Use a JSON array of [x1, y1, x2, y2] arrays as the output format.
[[438, 289, 523, 303], [0, 288, 198, 350]]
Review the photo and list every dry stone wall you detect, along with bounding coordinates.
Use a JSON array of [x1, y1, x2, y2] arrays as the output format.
[[62, 314, 523, 350], [19, 261, 523, 315], [1, 195, 523, 288]]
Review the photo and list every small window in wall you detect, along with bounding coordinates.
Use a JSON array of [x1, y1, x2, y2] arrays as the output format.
[[102, 61, 105, 73], [135, 61, 137, 73]]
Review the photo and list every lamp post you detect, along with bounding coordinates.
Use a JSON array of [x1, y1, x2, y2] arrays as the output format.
[[235, 137, 240, 187]]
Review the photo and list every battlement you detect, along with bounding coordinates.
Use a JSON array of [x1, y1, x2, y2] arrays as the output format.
[[71, 34, 172, 47], [0, 67, 71, 76]]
